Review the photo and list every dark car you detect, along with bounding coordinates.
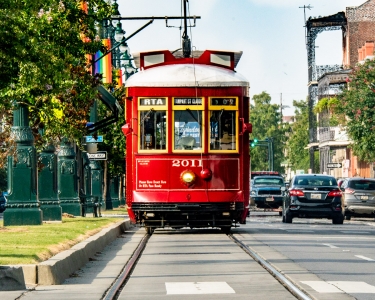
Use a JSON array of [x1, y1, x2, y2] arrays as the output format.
[[250, 176, 286, 209], [0, 192, 7, 213], [282, 174, 344, 224], [340, 177, 375, 220]]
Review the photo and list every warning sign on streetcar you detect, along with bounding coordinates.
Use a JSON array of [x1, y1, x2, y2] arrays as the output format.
[[87, 151, 107, 160]]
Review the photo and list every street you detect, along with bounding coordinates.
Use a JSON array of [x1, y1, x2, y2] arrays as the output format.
[[241, 211, 375, 300]]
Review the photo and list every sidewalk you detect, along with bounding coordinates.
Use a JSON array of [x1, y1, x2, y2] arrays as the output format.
[[0, 216, 141, 298]]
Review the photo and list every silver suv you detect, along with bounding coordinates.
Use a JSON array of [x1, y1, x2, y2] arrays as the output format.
[[340, 178, 375, 220]]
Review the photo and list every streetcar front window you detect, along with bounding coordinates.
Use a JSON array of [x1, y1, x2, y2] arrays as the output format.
[[139, 110, 167, 150], [209, 110, 236, 150], [174, 110, 202, 150]]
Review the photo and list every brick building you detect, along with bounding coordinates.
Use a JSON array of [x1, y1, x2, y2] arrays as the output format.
[[344, 0, 375, 67], [311, 0, 375, 178]]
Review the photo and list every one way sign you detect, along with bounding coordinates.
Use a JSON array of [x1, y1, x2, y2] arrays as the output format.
[[327, 163, 342, 168], [87, 151, 107, 160]]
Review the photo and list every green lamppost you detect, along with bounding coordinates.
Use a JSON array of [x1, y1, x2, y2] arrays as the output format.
[[38, 144, 62, 221], [57, 138, 81, 216], [4, 103, 42, 226], [110, 176, 119, 208]]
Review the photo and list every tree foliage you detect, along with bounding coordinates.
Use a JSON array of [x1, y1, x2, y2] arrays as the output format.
[[286, 99, 311, 172], [250, 92, 287, 173], [0, 0, 111, 147], [97, 83, 126, 177], [335, 60, 375, 162]]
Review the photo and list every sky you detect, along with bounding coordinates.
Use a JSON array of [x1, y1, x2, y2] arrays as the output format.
[[118, 0, 366, 115]]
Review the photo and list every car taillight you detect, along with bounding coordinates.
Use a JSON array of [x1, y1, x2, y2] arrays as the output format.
[[344, 188, 355, 194], [327, 190, 342, 197], [289, 189, 304, 196]]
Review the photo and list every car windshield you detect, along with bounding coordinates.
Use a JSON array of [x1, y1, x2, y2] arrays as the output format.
[[348, 180, 375, 190], [254, 178, 284, 185], [295, 176, 337, 186]]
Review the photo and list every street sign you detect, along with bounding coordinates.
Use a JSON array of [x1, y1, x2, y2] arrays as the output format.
[[85, 136, 103, 143], [87, 151, 107, 160], [327, 163, 342, 168]]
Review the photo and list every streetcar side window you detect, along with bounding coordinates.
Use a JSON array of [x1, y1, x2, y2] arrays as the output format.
[[208, 97, 238, 152], [209, 110, 236, 150], [174, 110, 202, 150], [139, 110, 167, 150]]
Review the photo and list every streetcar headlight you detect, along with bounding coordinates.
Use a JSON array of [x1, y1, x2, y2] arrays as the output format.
[[180, 170, 196, 186]]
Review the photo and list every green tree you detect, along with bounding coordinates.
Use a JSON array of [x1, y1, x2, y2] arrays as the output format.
[[286, 99, 320, 174], [335, 59, 375, 162], [250, 91, 286, 173], [0, 0, 111, 148], [286, 99, 310, 172], [97, 83, 126, 178]]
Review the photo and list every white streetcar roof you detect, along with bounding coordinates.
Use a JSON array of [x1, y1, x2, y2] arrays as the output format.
[[125, 64, 249, 88]]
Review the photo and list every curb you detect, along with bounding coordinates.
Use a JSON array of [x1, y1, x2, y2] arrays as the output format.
[[1, 219, 133, 290]]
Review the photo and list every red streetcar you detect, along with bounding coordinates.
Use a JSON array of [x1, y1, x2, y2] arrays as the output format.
[[122, 49, 251, 233]]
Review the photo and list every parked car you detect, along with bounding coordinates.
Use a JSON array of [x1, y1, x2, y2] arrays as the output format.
[[250, 175, 286, 210], [340, 177, 375, 220], [282, 174, 344, 224], [0, 192, 7, 213]]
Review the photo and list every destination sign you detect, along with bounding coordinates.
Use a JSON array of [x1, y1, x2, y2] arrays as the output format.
[[87, 151, 107, 160], [174, 98, 203, 105], [139, 98, 166, 106], [327, 163, 342, 168], [211, 98, 236, 106]]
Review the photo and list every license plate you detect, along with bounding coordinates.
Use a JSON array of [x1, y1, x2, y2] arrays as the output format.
[[311, 193, 321, 199], [266, 197, 273, 202], [360, 195, 368, 200]]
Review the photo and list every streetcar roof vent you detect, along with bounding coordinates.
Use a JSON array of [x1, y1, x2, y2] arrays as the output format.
[[133, 50, 243, 71]]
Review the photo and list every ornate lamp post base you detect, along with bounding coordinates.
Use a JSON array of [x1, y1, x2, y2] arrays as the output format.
[[4, 104, 42, 226], [58, 139, 81, 216], [4, 208, 43, 226], [39, 145, 62, 221], [110, 176, 120, 208]]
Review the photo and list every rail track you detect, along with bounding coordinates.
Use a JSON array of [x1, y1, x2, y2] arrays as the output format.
[[102, 229, 312, 300]]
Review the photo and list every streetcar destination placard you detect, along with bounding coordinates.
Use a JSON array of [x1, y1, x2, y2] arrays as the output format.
[[327, 163, 342, 168], [174, 98, 203, 105]]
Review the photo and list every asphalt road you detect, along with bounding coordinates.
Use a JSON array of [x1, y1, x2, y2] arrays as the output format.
[[243, 212, 375, 300], [1, 211, 375, 300]]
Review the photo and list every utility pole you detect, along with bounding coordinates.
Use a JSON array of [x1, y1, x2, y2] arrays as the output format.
[[280, 93, 283, 123], [299, 4, 313, 45]]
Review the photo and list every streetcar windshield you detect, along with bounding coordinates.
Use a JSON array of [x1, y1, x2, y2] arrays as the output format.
[[174, 110, 202, 150], [209, 110, 236, 150], [139, 110, 167, 150]]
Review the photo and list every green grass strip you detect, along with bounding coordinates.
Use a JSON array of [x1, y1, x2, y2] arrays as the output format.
[[0, 217, 123, 265]]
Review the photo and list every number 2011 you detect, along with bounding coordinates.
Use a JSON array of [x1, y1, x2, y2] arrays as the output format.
[[172, 159, 202, 167]]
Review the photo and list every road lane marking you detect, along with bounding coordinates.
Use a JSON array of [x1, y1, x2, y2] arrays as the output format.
[[301, 281, 375, 293], [301, 281, 343, 293], [340, 231, 369, 234], [328, 281, 375, 293], [283, 230, 314, 233], [322, 243, 338, 248], [165, 282, 235, 295], [355, 255, 375, 261]]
